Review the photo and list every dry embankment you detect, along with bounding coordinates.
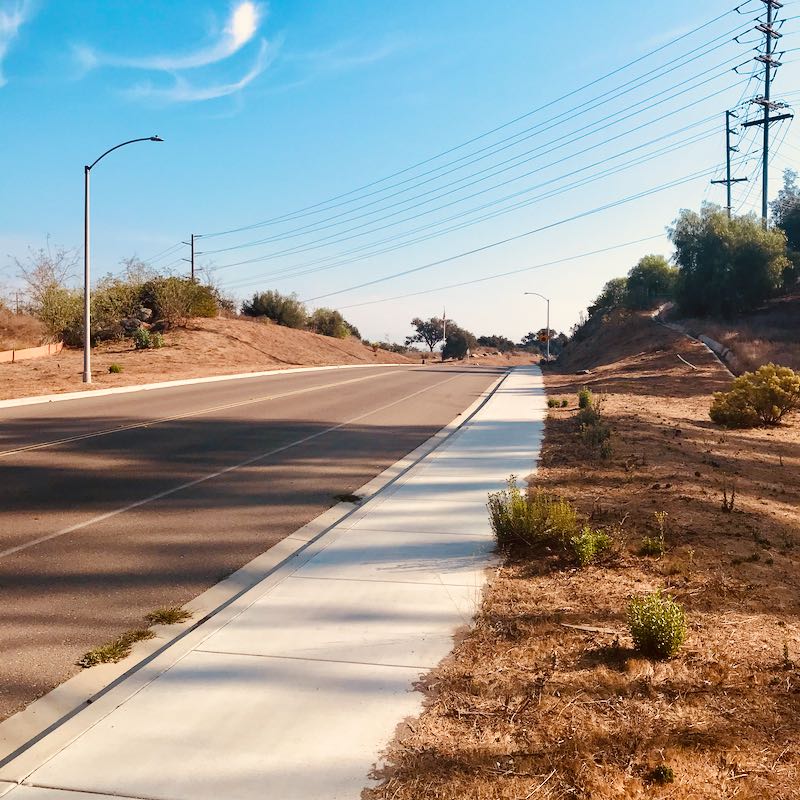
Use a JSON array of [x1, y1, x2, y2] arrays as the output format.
[[367, 311, 800, 799], [0, 316, 412, 401], [673, 293, 800, 373]]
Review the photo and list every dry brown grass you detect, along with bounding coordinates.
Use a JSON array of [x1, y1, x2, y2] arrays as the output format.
[[366, 313, 800, 800], [677, 294, 800, 372], [0, 308, 46, 350]]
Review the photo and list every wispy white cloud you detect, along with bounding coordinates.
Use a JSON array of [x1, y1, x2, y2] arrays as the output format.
[[84, 1, 263, 72], [76, 1, 269, 104], [0, 0, 32, 87], [127, 39, 272, 104]]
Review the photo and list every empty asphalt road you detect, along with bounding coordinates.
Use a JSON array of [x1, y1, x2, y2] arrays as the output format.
[[0, 363, 504, 720]]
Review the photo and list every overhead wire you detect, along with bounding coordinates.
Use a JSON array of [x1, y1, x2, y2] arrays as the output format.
[[337, 235, 666, 310], [197, 2, 757, 240], [202, 51, 751, 261], [221, 122, 722, 293], [300, 155, 750, 304]]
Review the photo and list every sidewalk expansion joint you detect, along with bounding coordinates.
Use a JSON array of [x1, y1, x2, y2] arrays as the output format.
[[194, 649, 434, 671], [22, 782, 162, 800], [287, 575, 487, 588]]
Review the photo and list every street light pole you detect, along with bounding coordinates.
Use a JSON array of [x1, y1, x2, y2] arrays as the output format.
[[524, 291, 551, 361], [83, 136, 163, 383]]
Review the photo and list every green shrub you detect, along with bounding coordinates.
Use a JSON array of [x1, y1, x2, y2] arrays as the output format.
[[578, 386, 593, 409], [132, 327, 151, 350], [709, 364, 800, 427], [140, 277, 217, 328], [627, 591, 687, 659], [577, 398, 611, 455], [560, 399, 569, 408], [108, 363, 123, 374], [547, 397, 559, 408], [488, 477, 578, 549], [308, 307, 349, 338], [242, 290, 307, 328], [36, 285, 83, 345], [150, 331, 164, 349], [570, 526, 612, 566]]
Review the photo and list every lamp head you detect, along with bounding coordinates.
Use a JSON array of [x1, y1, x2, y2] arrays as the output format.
[[150, 135, 164, 142]]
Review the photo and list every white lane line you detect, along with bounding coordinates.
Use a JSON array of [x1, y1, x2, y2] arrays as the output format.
[[0, 370, 404, 459], [0, 373, 464, 560]]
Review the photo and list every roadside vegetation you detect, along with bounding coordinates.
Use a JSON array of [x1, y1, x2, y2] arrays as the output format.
[[78, 605, 193, 668], [368, 312, 800, 799]]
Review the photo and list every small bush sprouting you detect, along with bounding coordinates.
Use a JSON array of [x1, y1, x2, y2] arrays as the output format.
[[640, 512, 668, 557], [108, 363, 123, 374], [627, 591, 687, 659], [132, 327, 164, 350], [560, 399, 569, 408], [547, 397, 559, 408], [132, 327, 151, 350], [487, 477, 579, 549], [570, 526, 612, 566], [578, 386, 593, 409], [649, 765, 675, 785], [710, 364, 800, 428]]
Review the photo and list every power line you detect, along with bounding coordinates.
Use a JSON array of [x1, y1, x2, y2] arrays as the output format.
[[202, 51, 750, 260], [213, 73, 749, 281], [221, 122, 722, 293], [338, 235, 665, 310], [300, 157, 747, 304], [197, 3, 756, 240]]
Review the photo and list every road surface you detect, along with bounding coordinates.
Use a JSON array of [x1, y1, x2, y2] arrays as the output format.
[[0, 364, 502, 720]]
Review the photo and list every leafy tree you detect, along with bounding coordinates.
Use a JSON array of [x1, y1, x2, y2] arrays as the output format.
[[771, 169, 800, 287], [307, 307, 349, 338], [590, 277, 628, 313], [669, 204, 789, 316], [242, 290, 307, 328], [344, 320, 361, 339], [477, 334, 515, 352], [405, 317, 444, 352], [625, 254, 678, 309], [442, 323, 477, 360]]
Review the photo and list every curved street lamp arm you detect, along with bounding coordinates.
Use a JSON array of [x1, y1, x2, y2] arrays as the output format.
[[523, 291, 549, 302], [87, 136, 163, 171]]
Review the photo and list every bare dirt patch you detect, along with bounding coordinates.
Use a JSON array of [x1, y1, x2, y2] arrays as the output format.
[[0, 316, 412, 400], [366, 312, 800, 799]]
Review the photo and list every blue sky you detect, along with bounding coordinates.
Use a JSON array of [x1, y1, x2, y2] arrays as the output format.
[[1, 0, 798, 343]]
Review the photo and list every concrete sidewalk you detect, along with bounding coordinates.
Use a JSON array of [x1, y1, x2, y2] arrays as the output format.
[[0, 366, 545, 800]]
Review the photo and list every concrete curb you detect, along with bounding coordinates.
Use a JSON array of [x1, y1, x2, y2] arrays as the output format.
[[0, 362, 412, 411], [651, 305, 735, 377], [0, 367, 509, 772]]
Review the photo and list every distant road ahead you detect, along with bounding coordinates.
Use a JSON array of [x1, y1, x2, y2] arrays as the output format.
[[0, 364, 502, 720]]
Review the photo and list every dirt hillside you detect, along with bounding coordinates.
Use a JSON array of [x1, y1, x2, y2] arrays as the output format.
[[369, 311, 800, 799], [673, 292, 800, 372], [0, 316, 412, 401]]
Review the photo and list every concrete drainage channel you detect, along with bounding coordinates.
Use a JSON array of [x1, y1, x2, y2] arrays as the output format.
[[0, 366, 546, 800]]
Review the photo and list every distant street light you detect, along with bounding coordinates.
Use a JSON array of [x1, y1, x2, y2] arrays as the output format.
[[524, 291, 551, 361], [83, 136, 163, 383]]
